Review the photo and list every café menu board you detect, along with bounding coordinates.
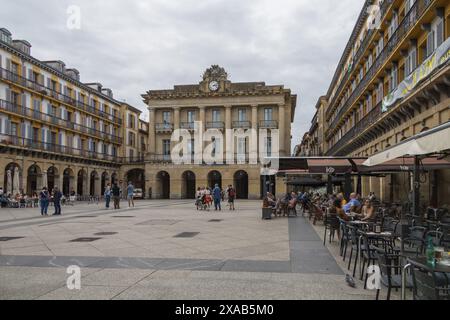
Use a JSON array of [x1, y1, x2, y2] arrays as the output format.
[[382, 36, 450, 112]]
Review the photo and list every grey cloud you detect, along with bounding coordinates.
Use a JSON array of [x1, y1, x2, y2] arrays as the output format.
[[1, 0, 363, 150]]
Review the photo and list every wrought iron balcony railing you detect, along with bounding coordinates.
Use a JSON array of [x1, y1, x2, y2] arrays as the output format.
[[0, 100, 123, 144], [206, 122, 225, 129], [0, 67, 122, 125], [155, 123, 174, 132], [259, 120, 278, 129], [232, 121, 252, 129], [326, 0, 433, 135]]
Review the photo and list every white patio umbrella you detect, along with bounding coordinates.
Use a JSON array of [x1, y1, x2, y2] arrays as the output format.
[[42, 171, 48, 189], [13, 167, 20, 195], [363, 121, 450, 167], [6, 169, 12, 195]]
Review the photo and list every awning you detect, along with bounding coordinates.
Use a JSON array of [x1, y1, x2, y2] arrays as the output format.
[[364, 121, 450, 167], [270, 155, 450, 175]]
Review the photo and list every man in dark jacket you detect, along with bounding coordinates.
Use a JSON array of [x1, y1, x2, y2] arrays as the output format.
[[112, 183, 121, 209], [52, 187, 63, 216]]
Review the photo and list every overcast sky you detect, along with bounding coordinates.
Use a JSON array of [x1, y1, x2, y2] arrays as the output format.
[[1, 0, 363, 149]]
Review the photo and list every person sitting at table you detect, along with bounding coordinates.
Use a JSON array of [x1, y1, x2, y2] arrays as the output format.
[[263, 192, 277, 209], [337, 193, 347, 206], [343, 193, 362, 214], [359, 199, 377, 221], [328, 199, 349, 240]]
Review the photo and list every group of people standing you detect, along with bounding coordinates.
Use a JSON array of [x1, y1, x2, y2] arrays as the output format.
[[196, 184, 237, 211], [38, 187, 63, 216], [103, 182, 134, 210]]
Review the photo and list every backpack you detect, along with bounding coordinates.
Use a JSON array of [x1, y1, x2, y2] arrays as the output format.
[[229, 188, 236, 197]]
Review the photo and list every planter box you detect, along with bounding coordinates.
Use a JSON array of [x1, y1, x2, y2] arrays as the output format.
[[262, 208, 273, 220]]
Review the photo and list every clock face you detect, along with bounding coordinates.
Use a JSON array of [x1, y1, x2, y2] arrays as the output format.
[[209, 81, 219, 91]]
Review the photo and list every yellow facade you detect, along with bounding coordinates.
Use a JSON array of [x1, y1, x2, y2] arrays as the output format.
[[299, 0, 450, 206], [0, 28, 147, 197], [142, 65, 297, 199]]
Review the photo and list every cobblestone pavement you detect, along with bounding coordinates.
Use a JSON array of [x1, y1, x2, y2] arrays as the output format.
[[0, 200, 393, 300]]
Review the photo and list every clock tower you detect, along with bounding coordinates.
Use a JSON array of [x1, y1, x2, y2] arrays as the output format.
[[200, 65, 231, 93]]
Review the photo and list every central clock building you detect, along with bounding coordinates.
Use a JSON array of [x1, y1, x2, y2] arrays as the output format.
[[142, 65, 297, 199]]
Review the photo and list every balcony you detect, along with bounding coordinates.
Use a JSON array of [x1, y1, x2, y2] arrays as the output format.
[[259, 120, 278, 129], [232, 121, 251, 129], [156, 123, 174, 133], [327, 0, 394, 118], [180, 122, 195, 130], [0, 67, 122, 125], [326, 102, 382, 156], [206, 122, 225, 130], [0, 100, 123, 144], [326, 0, 433, 134], [0, 134, 119, 162]]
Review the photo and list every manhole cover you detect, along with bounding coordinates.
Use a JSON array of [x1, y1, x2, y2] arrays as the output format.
[[70, 237, 102, 242], [137, 220, 180, 226], [209, 219, 223, 223], [174, 232, 199, 238], [94, 232, 118, 236], [0, 237, 25, 242]]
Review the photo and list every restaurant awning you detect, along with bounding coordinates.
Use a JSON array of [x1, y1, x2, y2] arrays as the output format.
[[363, 121, 450, 167], [270, 155, 450, 175]]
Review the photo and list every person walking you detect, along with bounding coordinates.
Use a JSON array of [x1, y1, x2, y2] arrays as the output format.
[[104, 183, 111, 209], [213, 184, 222, 211], [39, 187, 50, 216], [112, 183, 121, 210], [127, 181, 135, 208], [227, 185, 236, 211], [52, 187, 63, 216]]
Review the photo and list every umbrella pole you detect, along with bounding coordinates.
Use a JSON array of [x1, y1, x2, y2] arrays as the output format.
[[412, 156, 421, 220]]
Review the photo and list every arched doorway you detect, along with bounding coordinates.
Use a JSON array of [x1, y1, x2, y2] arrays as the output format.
[[156, 171, 170, 199], [126, 169, 145, 189], [63, 168, 74, 196], [89, 171, 99, 196], [4, 163, 21, 195], [101, 172, 110, 193], [208, 170, 222, 189], [234, 170, 249, 199], [27, 164, 42, 195], [111, 173, 118, 185], [182, 171, 196, 199], [77, 169, 87, 196], [47, 166, 58, 192]]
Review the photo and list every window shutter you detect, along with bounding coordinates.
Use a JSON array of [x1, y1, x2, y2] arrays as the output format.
[[20, 122, 25, 138], [46, 77, 51, 89], [5, 58, 11, 71], [28, 69, 33, 81], [436, 20, 444, 47], [21, 94, 27, 108], [5, 88, 11, 102], [427, 31, 434, 57], [47, 130, 51, 145], [0, 54, 2, 69], [22, 66, 26, 79], [411, 47, 417, 71], [6, 119, 11, 135]]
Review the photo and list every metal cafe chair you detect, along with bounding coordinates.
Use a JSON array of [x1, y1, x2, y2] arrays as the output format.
[[410, 265, 450, 300], [373, 246, 413, 301]]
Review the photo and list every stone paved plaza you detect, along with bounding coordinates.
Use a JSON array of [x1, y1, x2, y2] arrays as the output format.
[[0, 200, 393, 300]]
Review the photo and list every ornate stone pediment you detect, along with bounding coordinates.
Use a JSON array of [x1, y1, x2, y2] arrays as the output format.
[[202, 65, 228, 81]]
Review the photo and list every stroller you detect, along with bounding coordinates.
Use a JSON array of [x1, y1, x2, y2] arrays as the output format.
[[196, 194, 210, 211]]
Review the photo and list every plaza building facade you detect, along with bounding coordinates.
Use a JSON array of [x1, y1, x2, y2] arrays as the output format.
[[0, 28, 148, 198], [297, 0, 450, 206], [142, 65, 297, 199]]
